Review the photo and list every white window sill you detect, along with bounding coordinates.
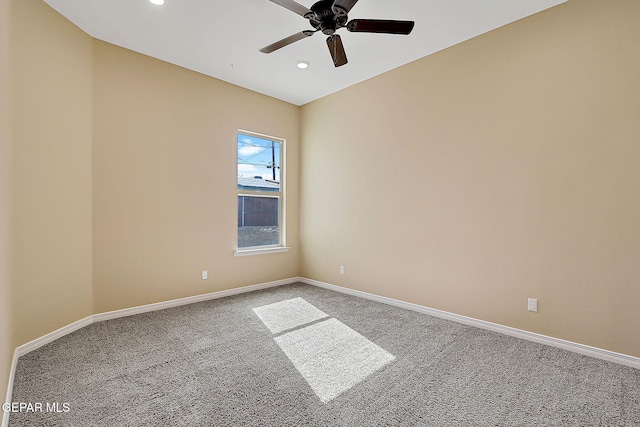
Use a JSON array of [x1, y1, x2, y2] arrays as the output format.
[[234, 247, 290, 257]]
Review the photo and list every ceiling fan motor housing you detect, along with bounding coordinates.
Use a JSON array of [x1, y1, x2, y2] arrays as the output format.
[[309, 0, 348, 35]]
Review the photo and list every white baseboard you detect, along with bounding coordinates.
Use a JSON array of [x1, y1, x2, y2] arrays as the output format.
[[92, 277, 297, 323], [299, 277, 640, 370], [16, 277, 296, 357], [15, 317, 94, 358]]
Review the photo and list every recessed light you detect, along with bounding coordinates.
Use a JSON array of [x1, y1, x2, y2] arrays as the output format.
[[148, 0, 164, 5], [296, 61, 310, 69]]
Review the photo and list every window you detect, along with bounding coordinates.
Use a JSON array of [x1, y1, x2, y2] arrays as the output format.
[[236, 131, 286, 255]]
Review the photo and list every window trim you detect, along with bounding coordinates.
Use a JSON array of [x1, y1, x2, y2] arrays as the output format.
[[234, 246, 290, 257], [235, 130, 286, 255]]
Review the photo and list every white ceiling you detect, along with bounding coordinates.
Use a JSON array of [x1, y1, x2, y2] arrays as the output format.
[[42, 0, 566, 106]]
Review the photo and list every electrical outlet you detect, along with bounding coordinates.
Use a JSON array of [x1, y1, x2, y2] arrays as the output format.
[[339, 266, 345, 275], [202, 270, 208, 280], [528, 298, 538, 312]]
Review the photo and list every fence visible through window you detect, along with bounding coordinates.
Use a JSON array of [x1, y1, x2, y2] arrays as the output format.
[[237, 195, 279, 247]]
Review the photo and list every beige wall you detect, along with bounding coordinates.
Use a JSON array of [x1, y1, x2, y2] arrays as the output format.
[[300, 0, 640, 357], [10, 0, 93, 346], [0, 0, 13, 405], [92, 41, 300, 313]]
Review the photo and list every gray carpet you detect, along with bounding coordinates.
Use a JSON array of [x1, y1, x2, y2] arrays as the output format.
[[8, 283, 640, 426]]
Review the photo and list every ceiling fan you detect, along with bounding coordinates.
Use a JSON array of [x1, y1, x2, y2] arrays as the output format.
[[260, 0, 415, 67]]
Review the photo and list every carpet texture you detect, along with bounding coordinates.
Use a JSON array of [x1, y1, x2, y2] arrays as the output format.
[[8, 283, 640, 426]]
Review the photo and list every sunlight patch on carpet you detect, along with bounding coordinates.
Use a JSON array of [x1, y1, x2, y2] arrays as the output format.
[[274, 318, 395, 403], [253, 298, 396, 403], [252, 297, 328, 334]]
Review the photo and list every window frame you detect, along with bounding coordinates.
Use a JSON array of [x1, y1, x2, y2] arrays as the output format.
[[234, 130, 288, 256]]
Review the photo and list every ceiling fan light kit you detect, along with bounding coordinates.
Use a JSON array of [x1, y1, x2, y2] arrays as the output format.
[[261, 0, 415, 67]]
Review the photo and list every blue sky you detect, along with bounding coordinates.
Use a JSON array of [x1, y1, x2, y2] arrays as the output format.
[[237, 134, 281, 182]]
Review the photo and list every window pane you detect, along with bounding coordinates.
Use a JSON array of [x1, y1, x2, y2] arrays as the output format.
[[237, 134, 281, 191], [237, 132, 283, 250], [238, 196, 280, 248]]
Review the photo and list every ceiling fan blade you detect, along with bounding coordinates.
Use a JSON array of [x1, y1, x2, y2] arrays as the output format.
[[267, 0, 313, 18], [347, 19, 415, 35], [326, 34, 348, 67], [260, 31, 315, 53], [332, 0, 359, 14]]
